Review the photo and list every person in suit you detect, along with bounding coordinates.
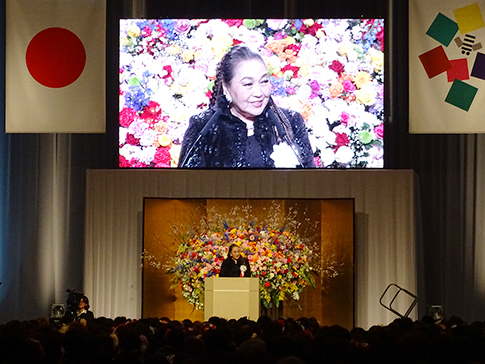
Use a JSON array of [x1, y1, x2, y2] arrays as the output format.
[[76, 295, 94, 322], [219, 244, 251, 277]]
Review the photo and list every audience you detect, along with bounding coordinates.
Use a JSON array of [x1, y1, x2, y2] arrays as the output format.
[[0, 313, 485, 364]]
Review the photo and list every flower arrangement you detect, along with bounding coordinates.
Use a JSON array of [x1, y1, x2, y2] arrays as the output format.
[[161, 203, 336, 310], [119, 18, 384, 168], [167, 223, 315, 310]]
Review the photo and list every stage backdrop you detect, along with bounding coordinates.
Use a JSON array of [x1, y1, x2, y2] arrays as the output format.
[[142, 198, 354, 327], [85, 169, 420, 329]]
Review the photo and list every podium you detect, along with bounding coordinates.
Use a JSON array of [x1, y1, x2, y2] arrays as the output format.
[[204, 277, 259, 321]]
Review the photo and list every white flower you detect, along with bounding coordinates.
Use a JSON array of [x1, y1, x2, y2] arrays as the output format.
[[319, 147, 337, 167], [271, 142, 301, 168], [267, 19, 287, 30], [140, 129, 157, 147], [335, 146, 353, 165]]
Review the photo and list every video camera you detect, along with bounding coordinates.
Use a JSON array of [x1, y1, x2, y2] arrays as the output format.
[[66, 289, 84, 319]]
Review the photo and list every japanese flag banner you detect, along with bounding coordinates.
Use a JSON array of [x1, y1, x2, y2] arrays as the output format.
[[409, 1, 485, 133], [6, 0, 106, 133]]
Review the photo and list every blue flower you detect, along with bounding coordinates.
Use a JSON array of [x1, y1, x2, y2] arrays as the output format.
[[270, 76, 287, 97]]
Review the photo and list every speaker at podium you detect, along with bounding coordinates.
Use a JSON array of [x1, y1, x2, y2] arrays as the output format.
[[204, 277, 259, 321]]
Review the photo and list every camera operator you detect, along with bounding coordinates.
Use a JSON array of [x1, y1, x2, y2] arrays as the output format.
[[75, 296, 94, 322]]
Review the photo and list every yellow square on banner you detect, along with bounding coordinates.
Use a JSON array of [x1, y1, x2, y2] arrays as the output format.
[[454, 3, 485, 34]]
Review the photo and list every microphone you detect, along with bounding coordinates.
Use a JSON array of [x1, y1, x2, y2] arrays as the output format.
[[179, 110, 222, 167], [266, 108, 288, 143]]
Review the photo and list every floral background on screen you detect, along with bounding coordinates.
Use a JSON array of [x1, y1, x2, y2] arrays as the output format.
[[119, 18, 384, 168]]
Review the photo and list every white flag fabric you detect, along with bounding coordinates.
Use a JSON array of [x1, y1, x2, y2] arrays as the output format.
[[6, 0, 106, 133], [409, 1, 485, 133]]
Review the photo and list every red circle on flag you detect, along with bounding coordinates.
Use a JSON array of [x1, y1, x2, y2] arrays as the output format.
[[26, 27, 86, 88]]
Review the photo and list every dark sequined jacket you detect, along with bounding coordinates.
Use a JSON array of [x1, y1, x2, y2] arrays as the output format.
[[178, 97, 315, 168]]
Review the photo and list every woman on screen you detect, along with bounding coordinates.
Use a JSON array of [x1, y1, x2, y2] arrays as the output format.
[[220, 244, 251, 277], [178, 45, 315, 168]]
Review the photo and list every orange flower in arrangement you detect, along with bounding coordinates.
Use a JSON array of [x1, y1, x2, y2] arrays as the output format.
[[300, 103, 313, 121], [329, 82, 344, 98], [266, 39, 288, 55]]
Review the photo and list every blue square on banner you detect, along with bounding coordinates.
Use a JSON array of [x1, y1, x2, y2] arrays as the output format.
[[426, 13, 459, 46], [445, 79, 478, 111], [471, 52, 485, 80]]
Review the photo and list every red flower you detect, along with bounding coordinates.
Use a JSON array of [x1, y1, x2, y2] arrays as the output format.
[[301, 22, 323, 36], [141, 101, 161, 125], [153, 146, 171, 167], [286, 43, 301, 55], [281, 64, 299, 78], [335, 132, 350, 148], [329, 60, 344, 74], [120, 107, 137, 128], [125, 133, 140, 146], [162, 65, 173, 79], [265, 282, 270, 288]]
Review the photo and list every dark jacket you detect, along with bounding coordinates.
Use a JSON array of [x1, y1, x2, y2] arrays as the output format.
[[219, 256, 251, 277], [178, 97, 315, 168], [76, 310, 94, 322]]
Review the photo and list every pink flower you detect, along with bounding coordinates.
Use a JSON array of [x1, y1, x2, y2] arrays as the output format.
[[224, 19, 243, 27], [342, 79, 356, 93], [141, 26, 152, 37], [119, 155, 130, 168], [310, 80, 320, 92], [120, 107, 137, 128], [175, 19, 191, 34], [314, 156, 323, 167], [374, 123, 384, 139], [340, 111, 350, 126], [154, 146, 171, 167]]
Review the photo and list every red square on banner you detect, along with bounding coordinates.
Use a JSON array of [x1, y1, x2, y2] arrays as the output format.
[[418, 46, 452, 78], [446, 58, 469, 82]]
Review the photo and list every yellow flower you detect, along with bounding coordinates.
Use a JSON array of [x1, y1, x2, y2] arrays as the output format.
[[355, 87, 377, 105], [127, 25, 141, 38], [316, 29, 325, 39], [167, 45, 182, 55], [354, 71, 371, 89], [303, 19, 315, 27], [158, 133, 171, 147], [298, 64, 310, 77], [211, 33, 233, 59], [369, 50, 384, 72], [338, 41, 353, 56], [284, 36, 296, 45], [182, 50, 194, 63]]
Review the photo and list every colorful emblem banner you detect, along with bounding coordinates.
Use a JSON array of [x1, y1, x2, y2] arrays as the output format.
[[409, 1, 485, 133]]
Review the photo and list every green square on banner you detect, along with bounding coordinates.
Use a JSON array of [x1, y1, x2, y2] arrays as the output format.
[[426, 13, 459, 46], [444, 79, 478, 111]]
